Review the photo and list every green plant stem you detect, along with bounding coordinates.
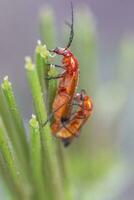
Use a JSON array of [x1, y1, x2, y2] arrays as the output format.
[[1, 77, 29, 160], [0, 126, 30, 200], [29, 115, 46, 200], [0, 127, 17, 182], [35, 41, 50, 91], [0, 154, 18, 200], [47, 65, 58, 114], [0, 88, 24, 171], [25, 57, 64, 200], [0, 88, 16, 141], [0, 79, 33, 198]]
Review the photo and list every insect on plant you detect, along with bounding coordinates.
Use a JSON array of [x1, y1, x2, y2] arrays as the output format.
[[46, 2, 79, 133], [44, 2, 93, 146], [55, 89, 93, 146]]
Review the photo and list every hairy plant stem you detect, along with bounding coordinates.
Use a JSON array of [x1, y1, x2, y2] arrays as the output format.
[[25, 57, 64, 200], [1, 77, 29, 157], [0, 153, 18, 200], [1, 77, 30, 191], [29, 115, 46, 200], [0, 126, 32, 200], [35, 41, 50, 91], [47, 64, 58, 114]]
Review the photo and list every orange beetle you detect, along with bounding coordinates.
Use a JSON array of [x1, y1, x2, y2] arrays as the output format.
[[51, 49, 79, 132], [48, 2, 79, 132], [53, 89, 93, 146], [44, 3, 93, 147]]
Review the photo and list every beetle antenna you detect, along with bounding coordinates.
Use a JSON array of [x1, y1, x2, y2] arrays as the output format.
[[65, 1, 74, 49]]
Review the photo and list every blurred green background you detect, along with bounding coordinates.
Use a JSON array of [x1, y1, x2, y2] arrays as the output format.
[[0, 0, 134, 199]]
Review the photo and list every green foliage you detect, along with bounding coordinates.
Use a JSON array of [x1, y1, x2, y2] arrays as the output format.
[[0, 4, 120, 200], [0, 40, 69, 199]]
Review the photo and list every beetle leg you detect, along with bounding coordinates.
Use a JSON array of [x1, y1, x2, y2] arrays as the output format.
[[42, 101, 69, 127]]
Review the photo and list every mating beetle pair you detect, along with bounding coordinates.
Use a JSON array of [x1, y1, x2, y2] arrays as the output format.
[[44, 2, 93, 146]]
